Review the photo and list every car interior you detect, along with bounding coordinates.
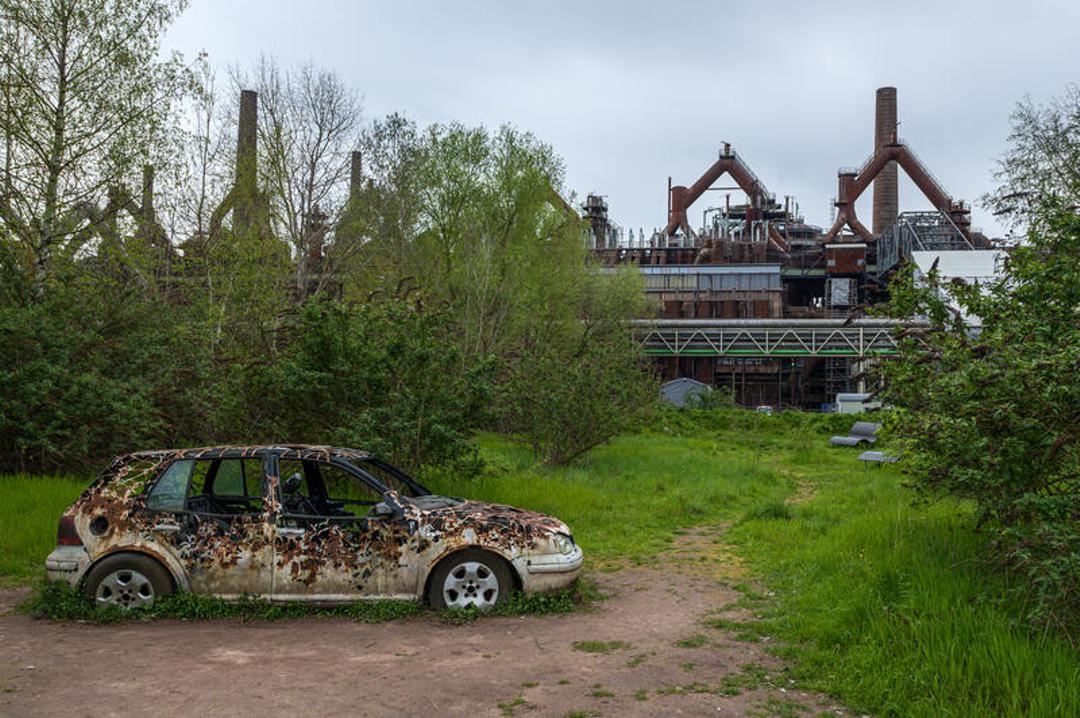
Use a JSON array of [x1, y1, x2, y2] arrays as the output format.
[[184, 458, 265, 516], [278, 459, 385, 519]]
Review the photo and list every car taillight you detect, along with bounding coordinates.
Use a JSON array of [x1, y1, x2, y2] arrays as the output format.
[[57, 515, 83, 546]]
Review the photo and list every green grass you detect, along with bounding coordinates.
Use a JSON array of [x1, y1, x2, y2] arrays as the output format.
[[674, 633, 710, 648], [426, 426, 793, 564], [572, 640, 631, 654], [0, 474, 87, 585], [726, 432, 1080, 717], [26, 578, 592, 625]]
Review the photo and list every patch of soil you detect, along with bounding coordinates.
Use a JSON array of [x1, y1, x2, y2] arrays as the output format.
[[0, 539, 845, 716], [0, 588, 31, 616]]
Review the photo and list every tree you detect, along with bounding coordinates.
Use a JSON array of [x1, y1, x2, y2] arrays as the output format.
[[157, 53, 232, 246], [269, 299, 493, 471], [880, 196, 1080, 633], [0, 0, 189, 293], [499, 266, 656, 465], [345, 117, 655, 463], [983, 85, 1080, 232]]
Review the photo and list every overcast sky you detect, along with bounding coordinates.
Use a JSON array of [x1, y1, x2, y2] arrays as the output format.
[[165, 0, 1080, 240]]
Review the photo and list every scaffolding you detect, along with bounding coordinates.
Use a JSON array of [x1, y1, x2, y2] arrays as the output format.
[[825, 357, 853, 401], [876, 210, 973, 276]]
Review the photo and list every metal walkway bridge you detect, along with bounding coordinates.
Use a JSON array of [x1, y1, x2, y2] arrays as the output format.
[[632, 318, 914, 358]]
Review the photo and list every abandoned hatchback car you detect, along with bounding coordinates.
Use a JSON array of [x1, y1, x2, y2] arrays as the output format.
[[46, 445, 582, 610]]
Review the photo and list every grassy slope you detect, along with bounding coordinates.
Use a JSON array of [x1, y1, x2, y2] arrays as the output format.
[[3, 410, 1078, 715]]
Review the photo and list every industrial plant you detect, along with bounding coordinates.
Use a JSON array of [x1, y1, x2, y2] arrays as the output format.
[[584, 87, 1003, 410]]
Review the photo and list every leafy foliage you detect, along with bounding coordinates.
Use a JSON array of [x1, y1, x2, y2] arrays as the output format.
[[880, 199, 1080, 631], [271, 299, 493, 471], [0, 0, 190, 291], [0, 5, 652, 473], [983, 85, 1080, 231]]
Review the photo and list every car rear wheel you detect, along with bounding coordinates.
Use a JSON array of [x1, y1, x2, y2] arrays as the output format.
[[84, 554, 174, 610], [428, 549, 514, 611]]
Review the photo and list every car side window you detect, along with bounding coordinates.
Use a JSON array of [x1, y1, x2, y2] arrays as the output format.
[[185, 458, 265, 515], [146, 459, 194, 512], [277, 459, 383, 519], [214, 459, 245, 496], [277, 459, 311, 497], [320, 463, 384, 518]]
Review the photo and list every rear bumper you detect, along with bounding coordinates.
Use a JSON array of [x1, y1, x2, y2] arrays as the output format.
[[45, 546, 90, 586]]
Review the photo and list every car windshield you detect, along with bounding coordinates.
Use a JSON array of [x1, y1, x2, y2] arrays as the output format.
[[344, 458, 431, 498]]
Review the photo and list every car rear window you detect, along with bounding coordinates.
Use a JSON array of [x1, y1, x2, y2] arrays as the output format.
[[146, 460, 194, 512]]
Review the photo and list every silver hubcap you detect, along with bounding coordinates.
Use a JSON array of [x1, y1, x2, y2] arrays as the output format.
[[443, 561, 499, 610], [95, 569, 155, 609]]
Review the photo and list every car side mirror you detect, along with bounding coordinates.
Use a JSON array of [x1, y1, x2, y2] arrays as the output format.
[[372, 502, 396, 517]]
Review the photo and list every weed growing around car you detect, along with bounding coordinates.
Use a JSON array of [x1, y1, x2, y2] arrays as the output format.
[[25, 578, 596, 625]]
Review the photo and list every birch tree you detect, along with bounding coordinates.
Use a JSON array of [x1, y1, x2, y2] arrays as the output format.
[[0, 0, 189, 293]]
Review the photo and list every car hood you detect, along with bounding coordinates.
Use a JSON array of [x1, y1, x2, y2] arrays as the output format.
[[409, 495, 571, 547]]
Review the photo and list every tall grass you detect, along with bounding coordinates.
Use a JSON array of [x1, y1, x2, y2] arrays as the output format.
[[0, 474, 88, 585], [729, 447, 1080, 717]]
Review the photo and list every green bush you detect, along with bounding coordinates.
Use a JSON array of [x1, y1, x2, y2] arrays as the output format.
[[270, 299, 493, 472], [881, 201, 1080, 634]]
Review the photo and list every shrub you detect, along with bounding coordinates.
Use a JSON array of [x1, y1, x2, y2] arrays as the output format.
[[880, 200, 1080, 634]]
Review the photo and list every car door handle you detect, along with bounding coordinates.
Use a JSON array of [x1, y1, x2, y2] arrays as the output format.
[[277, 526, 306, 538], [153, 522, 181, 534]]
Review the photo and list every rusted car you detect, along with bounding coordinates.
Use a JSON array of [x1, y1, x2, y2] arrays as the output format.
[[45, 445, 582, 610]]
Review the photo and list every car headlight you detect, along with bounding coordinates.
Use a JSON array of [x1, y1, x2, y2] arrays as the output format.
[[553, 533, 574, 555]]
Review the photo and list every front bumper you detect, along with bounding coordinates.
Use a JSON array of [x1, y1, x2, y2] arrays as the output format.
[[45, 546, 90, 586], [513, 544, 584, 593]]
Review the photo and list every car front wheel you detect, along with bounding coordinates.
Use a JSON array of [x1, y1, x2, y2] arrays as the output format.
[[427, 549, 514, 611]]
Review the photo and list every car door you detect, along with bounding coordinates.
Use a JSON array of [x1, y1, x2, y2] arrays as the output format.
[[143, 454, 274, 597], [270, 456, 419, 600]]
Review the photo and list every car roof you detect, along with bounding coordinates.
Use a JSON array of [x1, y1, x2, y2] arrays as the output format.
[[125, 445, 372, 462]]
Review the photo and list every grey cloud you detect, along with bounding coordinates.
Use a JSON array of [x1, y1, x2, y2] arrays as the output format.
[[166, 0, 1080, 239]]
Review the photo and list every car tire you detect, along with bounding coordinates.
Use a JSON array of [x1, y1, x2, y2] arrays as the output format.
[[427, 548, 514, 611], [83, 553, 174, 610]]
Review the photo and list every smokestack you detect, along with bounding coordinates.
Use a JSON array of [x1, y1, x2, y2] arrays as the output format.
[[872, 86, 898, 236], [233, 90, 258, 235], [348, 151, 363, 201], [235, 90, 258, 192]]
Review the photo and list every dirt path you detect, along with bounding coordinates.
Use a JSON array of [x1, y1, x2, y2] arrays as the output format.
[[0, 533, 846, 717]]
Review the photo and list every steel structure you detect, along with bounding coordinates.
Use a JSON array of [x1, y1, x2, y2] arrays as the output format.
[[632, 318, 914, 357], [823, 138, 971, 244], [664, 143, 791, 253], [875, 211, 973, 276], [586, 86, 991, 408]]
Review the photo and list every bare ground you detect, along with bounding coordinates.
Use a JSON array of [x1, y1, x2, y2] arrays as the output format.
[[0, 529, 847, 717]]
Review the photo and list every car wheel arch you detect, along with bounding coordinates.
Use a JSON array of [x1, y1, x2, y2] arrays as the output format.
[[81, 548, 187, 593], [422, 546, 522, 604]]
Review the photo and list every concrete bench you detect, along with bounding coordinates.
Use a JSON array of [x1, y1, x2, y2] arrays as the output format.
[[858, 450, 898, 465], [829, 421, 881, 447]]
